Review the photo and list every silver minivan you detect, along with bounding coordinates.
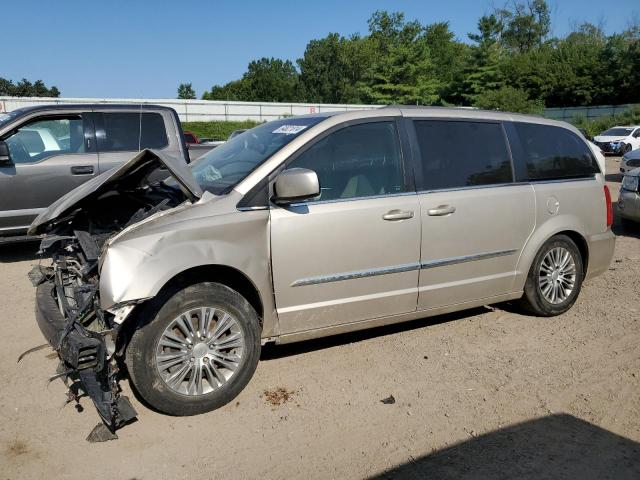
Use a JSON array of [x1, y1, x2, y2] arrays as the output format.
[[30, 107, 615, 434]]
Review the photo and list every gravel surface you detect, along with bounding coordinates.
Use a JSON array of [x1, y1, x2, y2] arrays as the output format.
[[0, 156, 638, 479]]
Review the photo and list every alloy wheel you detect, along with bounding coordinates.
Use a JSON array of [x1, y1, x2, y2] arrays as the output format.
[[538, 246, 576, 305], [155, 307, 245, 396]]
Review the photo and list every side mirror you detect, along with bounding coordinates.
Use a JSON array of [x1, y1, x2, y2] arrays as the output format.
[[0, 141, 12, 166], [273, 168, 320, 204]]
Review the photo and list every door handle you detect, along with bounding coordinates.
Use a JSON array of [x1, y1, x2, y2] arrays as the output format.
[[427, 205, 456, 216], [71, 165, 94, 175], [383, 209, 414, 221]]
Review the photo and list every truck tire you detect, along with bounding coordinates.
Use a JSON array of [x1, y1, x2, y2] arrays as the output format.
[[126, 282, 261, 416], [517, 235, 584, 317]]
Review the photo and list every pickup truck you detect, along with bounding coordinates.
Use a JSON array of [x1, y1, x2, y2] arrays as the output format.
[[0, 104, 215, 240]]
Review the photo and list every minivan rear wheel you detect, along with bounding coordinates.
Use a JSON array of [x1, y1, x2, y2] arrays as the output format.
[[518, 235, 584, 316], [126, 282, 261, 416]]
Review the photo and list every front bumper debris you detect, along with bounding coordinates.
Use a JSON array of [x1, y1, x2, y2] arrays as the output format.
[[32, 279, 137, 440]]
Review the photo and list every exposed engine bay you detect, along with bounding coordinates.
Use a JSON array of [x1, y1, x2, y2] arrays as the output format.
[[23, 150, 197, 441]]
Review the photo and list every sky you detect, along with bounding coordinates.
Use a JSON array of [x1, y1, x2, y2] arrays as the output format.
[[3, 0, 638, 99]]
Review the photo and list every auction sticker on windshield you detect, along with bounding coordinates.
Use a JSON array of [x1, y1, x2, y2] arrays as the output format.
[[272, 125, 307, 135]]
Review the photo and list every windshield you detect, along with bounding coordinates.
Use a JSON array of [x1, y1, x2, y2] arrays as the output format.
[[602, 127, 633, 137], [190, 116, 326, 194]]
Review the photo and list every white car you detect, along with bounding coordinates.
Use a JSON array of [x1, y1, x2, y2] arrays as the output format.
[[621, 147, 640, 174], [593, 126, 640, 155]]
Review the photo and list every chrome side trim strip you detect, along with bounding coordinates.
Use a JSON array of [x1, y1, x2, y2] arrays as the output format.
[[420, 249, 518, 269], [291, 263, 420, 287], [291, 249, 518, 287]]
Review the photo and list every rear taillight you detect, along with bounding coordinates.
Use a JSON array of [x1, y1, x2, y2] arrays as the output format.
[[604, 185, 613, 228]]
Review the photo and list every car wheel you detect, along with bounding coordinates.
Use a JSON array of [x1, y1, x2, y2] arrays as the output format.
[[518, 235, 584, 317], [126, 282, 261, 416], [623, 144, 632, 155]]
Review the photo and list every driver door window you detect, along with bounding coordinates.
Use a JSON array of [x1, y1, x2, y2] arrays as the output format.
[[286, 121, 407, 201], [5, 116, 86, 164]]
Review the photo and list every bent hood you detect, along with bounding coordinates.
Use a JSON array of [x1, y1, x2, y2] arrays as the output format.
[[28, 149, 202, 235]]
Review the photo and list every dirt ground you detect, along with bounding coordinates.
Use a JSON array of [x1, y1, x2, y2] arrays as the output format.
[[0, 156, 638, 479]]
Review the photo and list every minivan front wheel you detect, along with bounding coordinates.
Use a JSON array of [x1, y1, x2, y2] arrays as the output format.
[[518, 235, 584, 316], [126, 282, 261, 416]]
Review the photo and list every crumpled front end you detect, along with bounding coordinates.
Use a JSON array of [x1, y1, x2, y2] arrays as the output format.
[[30, 233, 137, 440], [23, 149, 202, 440]]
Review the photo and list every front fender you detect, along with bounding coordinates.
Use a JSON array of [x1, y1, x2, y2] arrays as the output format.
[[99, 209, 276, 336]]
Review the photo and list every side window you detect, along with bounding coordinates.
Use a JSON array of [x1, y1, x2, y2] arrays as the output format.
[[413, 120, 513, 190], [633, 129, 640, 139], [3, 116, 85, 164], [100, 112, 168, 152], [286, 121, 406, 202], [513, 123, 599, 180]]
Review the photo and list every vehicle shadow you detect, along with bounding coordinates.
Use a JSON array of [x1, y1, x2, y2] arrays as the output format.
[[261, 307, 491, 360], [0, 240, 41, 263], [369, 413, 640, 480]]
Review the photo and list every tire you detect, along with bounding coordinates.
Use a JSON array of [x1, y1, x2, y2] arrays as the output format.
[[126, 282, 261, 416], [622, 144, 632, 155], [517, 235, 584, 317], [621, 216, 638, 231]]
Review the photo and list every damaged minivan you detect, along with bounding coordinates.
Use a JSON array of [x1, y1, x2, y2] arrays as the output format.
[[28, 108, 615, 436]]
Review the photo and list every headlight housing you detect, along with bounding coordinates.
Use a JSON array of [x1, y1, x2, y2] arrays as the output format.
[[622, 175, 639, 192]]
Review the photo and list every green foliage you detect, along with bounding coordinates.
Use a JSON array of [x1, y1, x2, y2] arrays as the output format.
[[177, 83, 196, 99], [474, 86, 544, 114], [0, 77, 59, 97], [298, 33, 370, 104], [360, 11, 441, 105], [202, 58, 304, 102], [181, 120, 261, 140], [572, 106, 640, 139], [197, 1, 639, 111]]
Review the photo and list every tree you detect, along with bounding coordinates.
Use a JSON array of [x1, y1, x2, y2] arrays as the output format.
[[298, 33, 372, 104], [360, 11, 441, 105], [474, 85, 544, 114], [203, 58, 304, 102], [460, 14, 507, 105], [423, 22, 470, 104], [177, 83, 196, 99], [500, 0, 551, 53], [0, 77, 60, 97], [202, 80, 249, 101], [198, 2, 639, 109], [243, 58, 303, 102]]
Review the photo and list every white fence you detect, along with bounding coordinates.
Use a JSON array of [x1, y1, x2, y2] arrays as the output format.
[[0, 96, 381, 122]]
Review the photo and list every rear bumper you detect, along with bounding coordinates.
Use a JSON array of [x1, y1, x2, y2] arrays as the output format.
[[618, 189, 640, 222], [585, 230, 616, 280]]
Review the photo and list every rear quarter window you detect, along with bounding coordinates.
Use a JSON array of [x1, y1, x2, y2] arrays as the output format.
[[100, 112, 168, 152], [514, 123, 599, 181]]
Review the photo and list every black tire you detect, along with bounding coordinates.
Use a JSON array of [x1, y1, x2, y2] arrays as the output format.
[[621, 216, 638, 231], [125, 282, 261, 416], [517, 235, 584, 317]]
